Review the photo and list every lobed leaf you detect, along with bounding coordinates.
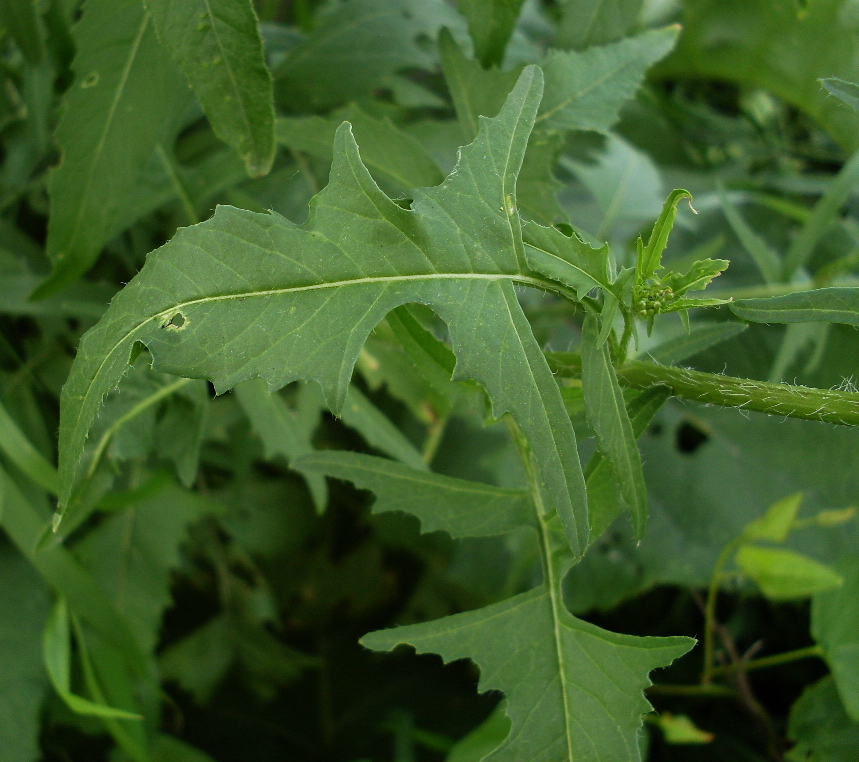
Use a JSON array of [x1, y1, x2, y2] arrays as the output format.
[[57, 67, 591, 554], [295, 451, 534, 536], [145, 0, 276, 177], [362, 586, 693, 761]]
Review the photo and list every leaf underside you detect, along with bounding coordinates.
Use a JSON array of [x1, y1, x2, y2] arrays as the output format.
[[58, 67, 590, 555]]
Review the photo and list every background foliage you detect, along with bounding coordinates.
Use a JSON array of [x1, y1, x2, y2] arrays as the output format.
[[2, 1, 859, 760]]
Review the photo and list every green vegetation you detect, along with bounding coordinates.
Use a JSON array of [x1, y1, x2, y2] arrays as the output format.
[[2, 1, 859, 760]]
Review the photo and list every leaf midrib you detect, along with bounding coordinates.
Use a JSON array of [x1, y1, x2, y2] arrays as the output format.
[[65, 270, 558, 494], [61, 14, 150, 256]]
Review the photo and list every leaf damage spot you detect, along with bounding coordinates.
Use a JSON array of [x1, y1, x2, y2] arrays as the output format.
[[162, 312, 188, 330], [81, 71, 99, 88]]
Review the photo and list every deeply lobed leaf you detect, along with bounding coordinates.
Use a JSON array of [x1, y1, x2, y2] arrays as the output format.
[[58, 67, 591, 554]]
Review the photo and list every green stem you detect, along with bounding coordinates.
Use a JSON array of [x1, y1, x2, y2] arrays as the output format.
[[709, 645, 824, 677], [647, 683, 735, 697], [701, 538, 744, 684], [155, 143, 199, 225], [422, 415, 448, 466], [547, 353, 859, 427]]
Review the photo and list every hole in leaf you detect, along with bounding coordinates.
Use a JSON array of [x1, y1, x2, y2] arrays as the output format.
[[676, 420, 709, 454], [163, 312, 187, 330]]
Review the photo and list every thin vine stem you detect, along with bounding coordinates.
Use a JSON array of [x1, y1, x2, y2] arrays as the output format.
[[709, 644, 824, 677], [701, 537, 744, 684]]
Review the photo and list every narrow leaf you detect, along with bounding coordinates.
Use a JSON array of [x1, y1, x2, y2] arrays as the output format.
[[294, 451, 534, 536], [35, 0, 190, 298], [581, 314, 648, 538], [0, 543, 51, 762], [57, 67, 591, 555], [362, 587, 693, 761], [731, 288, 859, 326], [0, 398, 59, 495], [457, 0, 526, 68], [636, 189, 693, 284], [339, 386, 428, 472], [718, 186, 781, 284], [42, 598, 142, 720], [145, 0, 276, 177], [585, 386, 670, 541]]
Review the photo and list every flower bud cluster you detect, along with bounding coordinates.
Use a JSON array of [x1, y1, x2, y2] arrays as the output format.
[[633, 285, 676, 318]]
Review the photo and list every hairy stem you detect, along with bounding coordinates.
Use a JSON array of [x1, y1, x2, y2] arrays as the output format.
[[547, 353, 859, 427]]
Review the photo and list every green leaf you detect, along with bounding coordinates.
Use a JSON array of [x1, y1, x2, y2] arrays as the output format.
[[362, 587, 693, 761], [718, 185, 781, 284], [57, 67, 591, 555], [439, 27, 523, 142], [731, 288, 859, 327], [294, 451, 535, 536], [0, 541, 50, 762], [274, 0, 465, 111], [584, 386, 669, 542], [445, 702, 512, 762], [635, 189, 694, 285], [742, 492, 803, 543], [74, 482, 218, 653], [145, 0, 276, 177], [813, 557, 859, 721], [736, 546, 843, 600], [652, 712, 714, 745], [555, 0, 643, 50], [564, 133, 664, 240], [0, 0, 45, 64], [657, 0, 859, 150], [821, 77, 859, 114], [581, 314, 648, 538], [339, 386, 427, 472], [787, 677, 859, 762], [276, 105, 444, 192], [234, 379, 328, 511], [522, 219, 616, 298], [457, 0, 526, 68], [42, 597, 142, 720], [35, 0, 190, 298], [641, 321, 747, 366], [534, 26, 679, 133], [0, 397, 59, 495]]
